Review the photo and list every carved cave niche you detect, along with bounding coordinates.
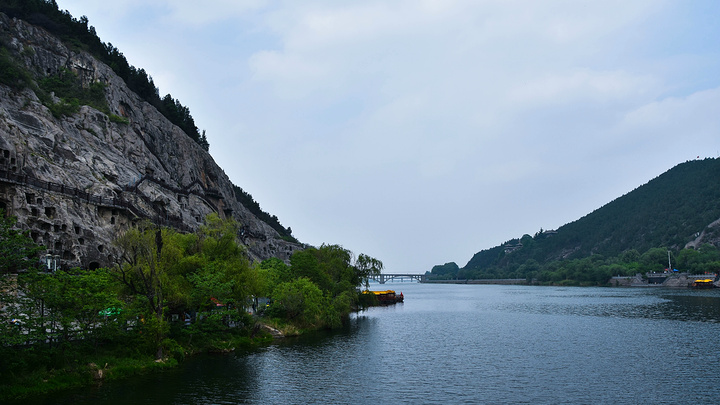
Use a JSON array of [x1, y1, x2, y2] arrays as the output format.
[[88, 261, 100, 270], [0, 200, 6, 213], [97, 244, 104, 253], [119, 101, 133, 118], [0, 148, 10, 164], [98, 207, 112, 222], [44, 206, 55, 218], [25, 193, 35, 204], [152, 200, 167, 214], [206, 170, 218, 185], [62, 250, 72, 260]]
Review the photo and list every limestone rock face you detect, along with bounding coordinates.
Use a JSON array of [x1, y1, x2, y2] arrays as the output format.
[[0, 13, 301, 269]]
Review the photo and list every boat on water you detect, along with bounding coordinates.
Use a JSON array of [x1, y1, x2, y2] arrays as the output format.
[[363, 289, 404, 305], [691, 279, 716, 289]]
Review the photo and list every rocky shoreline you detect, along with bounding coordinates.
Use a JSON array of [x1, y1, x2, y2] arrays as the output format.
[[609, 273, 718, 288]]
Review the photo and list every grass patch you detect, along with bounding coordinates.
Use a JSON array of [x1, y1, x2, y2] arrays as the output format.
[[38, 69, 110, 117], [0, 46, 34, 89], [109, 114, 129, 124]]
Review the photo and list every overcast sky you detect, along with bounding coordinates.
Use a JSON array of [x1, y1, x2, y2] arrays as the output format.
[[55, 0, 720, 273]]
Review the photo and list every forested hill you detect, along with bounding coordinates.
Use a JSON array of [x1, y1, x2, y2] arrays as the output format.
[[439, 158, 720, 280]]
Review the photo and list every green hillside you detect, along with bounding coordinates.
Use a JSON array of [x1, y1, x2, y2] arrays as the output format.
[[431, 158, 720, 284]]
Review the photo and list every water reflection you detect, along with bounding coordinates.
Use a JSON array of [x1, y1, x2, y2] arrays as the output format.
[[501, 287, 720, 323]]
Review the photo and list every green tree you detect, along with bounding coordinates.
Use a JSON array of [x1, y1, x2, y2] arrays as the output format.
[[289, 248, 330, 292], [0, 210, 45, 348], [270, 277, 323, 327], [640, 247, 671, 273], [112, 222, 186, 359], [253, 257, 291, 298], [12, 268, 123, 349], [354, 253, 383, 289], [430, 262, 459, 280], [192, 214, 253, 308], [0, 209, 45, 274], [517, 259, 540, 281]]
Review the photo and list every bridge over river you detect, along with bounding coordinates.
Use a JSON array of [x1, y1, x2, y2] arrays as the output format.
[[369, 273, 427, 284]]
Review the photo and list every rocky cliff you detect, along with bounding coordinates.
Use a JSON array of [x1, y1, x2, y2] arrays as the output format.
[[0, 12, 301, 270]]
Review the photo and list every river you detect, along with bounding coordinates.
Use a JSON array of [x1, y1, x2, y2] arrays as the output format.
[[23, 283, 720, 404]]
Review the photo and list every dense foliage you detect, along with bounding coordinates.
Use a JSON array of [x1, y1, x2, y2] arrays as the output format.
[[429, 158, 720, 285], [0, 212, 381, 398], [0, 0, 209, 151], [429, 244, 720, 286], [0, 210, 45, 274]]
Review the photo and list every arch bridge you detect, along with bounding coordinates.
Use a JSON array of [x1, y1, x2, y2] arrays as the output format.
[[369, 273, 427, 284]]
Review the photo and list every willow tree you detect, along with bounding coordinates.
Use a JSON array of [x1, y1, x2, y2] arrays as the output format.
[[112, 221, 189, 359], [354, 253, 383, 290]]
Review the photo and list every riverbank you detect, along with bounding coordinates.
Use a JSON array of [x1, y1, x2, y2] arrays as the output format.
[[0, 329, 276, 401], [423, 279, 528, 285], [609, 272, 718, 287], [0, 348, 177, 400]]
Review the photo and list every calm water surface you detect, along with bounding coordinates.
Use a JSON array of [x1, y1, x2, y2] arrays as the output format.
[[26, 284, 720, 404]]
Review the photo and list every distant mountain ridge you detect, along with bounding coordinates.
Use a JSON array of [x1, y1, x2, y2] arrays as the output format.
[[438, 158, 720, 279]]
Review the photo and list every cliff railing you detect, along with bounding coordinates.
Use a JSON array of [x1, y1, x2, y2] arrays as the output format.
[[0, 167, 193, 232], [124, 175, 223, 213]]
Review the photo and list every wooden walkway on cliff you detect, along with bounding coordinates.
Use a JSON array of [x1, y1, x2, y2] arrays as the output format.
[[0, 167, 196, 232]]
